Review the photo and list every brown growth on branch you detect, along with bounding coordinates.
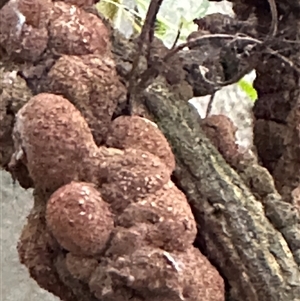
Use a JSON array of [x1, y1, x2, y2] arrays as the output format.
[[106, 115, 175, 173], [12, 93, 224, 300], [2, 0, 300, 300], [46, 181, 115, 256]]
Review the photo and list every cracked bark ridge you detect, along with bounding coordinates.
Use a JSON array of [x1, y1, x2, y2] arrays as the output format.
[[139, 76, 300, 301], [12, 91, 224, 300]]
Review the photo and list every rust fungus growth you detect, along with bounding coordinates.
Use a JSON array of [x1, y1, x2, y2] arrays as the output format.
[[200, 114, 240, 165], [0, 0, 52, 62], [4, 0, 226, 299], [10, 93, 100, 193], [89, 246, 224, 301], [49, 1, 109, 56], [106, 115, 176, 173], [99, 148, 171, 213], [117, 180, 197, 252], [46, 54, 126, 145], [46, 181, 114, 256]]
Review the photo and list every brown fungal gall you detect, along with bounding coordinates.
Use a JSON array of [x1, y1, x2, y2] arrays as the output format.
[[65, 253, 98, 283], [52, 0, 98, 7], [49, 1, 110, 56], [117, 181, 197, 252], [90, 246, 225, 301], [0, 0, 52, 62], [46, 54, 126, 145], [200, 114, 240, 164], [18, 208, 75, 301], [99, 148, 171, 213], [46, 181, 114, 256], [105, 224, 149, 258], [106, 115, 176, 173], [10, 93, 99, 193], [0, 70, 32, 168]]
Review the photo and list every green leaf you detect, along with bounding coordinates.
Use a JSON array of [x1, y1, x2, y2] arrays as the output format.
[[238, 79, 258, 101], [96, 0, 121, 21]]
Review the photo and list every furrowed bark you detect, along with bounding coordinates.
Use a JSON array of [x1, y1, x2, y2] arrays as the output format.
[[135, 76, 300, 301]]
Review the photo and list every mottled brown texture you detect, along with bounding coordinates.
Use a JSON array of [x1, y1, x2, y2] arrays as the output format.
[[272, 103, 300, 201], [65, 253, 98, 283], [54, 253, 99, 301], [90, 246, 224, 301], [117, 181, 197, 252], [46, 181, 114, 256], [254, 96, 300, 202], [49, 1, 109, 56], [52, 0, 97, 7], [17, 205, 76, 301], [140, 77, 300, 300], [10, 93, 99, 193], [106, 115, 175, 173], [292, 185, 300, 212], [0, 69, 32, 168], [253, 119, 286, 173], [99, 148, 170, 213], [200, 114, 240, 166], [0, 0, 52, 62], [45, 54, 127, 145], [105, 224, 149, 258]]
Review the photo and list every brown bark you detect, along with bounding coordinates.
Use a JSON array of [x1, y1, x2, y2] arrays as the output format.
[[1, 0, 300, 300]]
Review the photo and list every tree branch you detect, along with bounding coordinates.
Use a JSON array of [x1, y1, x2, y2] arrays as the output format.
[[139, 76, 300, 301]]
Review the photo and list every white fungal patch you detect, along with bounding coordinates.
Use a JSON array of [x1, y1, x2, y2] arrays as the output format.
[[10, 0, 26, 36], [163, 251, 182, 272], [11, 111, 27, 163], [15, 148, 24, 161], [81, 185, 91, 196], [69, 5, 77, 15], [2, 71, 18, 84]]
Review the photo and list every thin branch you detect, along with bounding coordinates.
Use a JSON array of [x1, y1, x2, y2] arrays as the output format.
[[164, 33, 300, 75], [163, 33, 243, 62], [171, 21, 183, 49], [266, 0, 278, 38], [127, 0, 164, 83], [205, 91, 216, 117], [136, 31, 299, 94], [126, 0, 164, 114]]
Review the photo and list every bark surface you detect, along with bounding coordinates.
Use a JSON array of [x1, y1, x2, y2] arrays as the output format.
[[1, 0, 300, 300]]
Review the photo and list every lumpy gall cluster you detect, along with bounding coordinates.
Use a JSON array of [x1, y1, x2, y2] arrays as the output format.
[[0, 0, 225, 300], [13, 92, 224, 301]]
